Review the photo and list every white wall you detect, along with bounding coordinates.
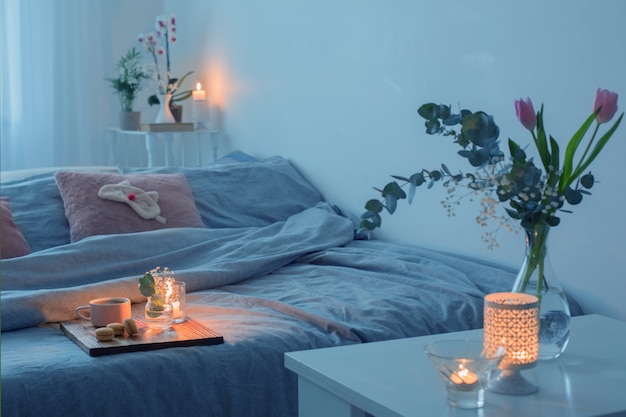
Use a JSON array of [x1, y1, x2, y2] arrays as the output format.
[[162, 1, 625, 320]]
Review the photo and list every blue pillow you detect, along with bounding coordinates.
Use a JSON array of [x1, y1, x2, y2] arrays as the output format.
[[122, 153, 323, 229], [1, 171, 71, 252], [212, 150, 259, 165], [2, 152, 323, 253]]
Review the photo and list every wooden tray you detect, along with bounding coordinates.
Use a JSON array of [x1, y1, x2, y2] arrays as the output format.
[[61, 315, 223, 357]]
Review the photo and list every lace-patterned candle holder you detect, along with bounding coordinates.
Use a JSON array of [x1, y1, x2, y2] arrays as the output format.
[[484, 292, 539, 395]]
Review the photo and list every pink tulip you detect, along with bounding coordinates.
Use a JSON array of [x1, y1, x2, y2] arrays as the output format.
[[515, 97, 537, 131], [593, 88, 619, 124]]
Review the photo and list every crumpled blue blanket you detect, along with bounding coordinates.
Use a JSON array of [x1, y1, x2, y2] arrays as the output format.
[[1, 202, 354, 332]]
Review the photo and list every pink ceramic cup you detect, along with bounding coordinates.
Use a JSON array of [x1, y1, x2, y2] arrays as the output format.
[[75, 297, 131, 327]]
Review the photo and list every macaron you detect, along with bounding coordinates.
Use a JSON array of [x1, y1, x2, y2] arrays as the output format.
[[95, 327, 115, 342], [123, 317, 138, 336], [106, 322, 125, 336]]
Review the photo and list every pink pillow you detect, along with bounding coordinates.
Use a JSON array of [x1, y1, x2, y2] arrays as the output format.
[[55, 171, 204, 242], [1, 197, 32, 258]]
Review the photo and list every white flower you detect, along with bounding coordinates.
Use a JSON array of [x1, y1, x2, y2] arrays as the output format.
[[138, 13, 184, 96]]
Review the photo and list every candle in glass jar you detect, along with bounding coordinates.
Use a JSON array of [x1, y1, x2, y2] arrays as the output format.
[[172, 301, 181, 318], [450, 364, 478, 385]]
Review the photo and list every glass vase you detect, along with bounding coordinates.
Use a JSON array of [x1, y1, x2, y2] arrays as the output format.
[[144, 294, 174, 331], [155, 93, 175, 123], [512, 223, 571, 360]]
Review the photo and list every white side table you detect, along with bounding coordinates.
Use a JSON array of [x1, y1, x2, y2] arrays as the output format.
[[285, 314, 626, 417], [107, 128, 221, 167]]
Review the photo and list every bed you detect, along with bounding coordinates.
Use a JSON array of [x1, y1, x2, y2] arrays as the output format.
[[0, 151, 581, 417]]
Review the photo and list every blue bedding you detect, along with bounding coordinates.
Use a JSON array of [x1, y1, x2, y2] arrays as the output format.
[[0, 154, 562, 417], [1, 203, 353, 332]]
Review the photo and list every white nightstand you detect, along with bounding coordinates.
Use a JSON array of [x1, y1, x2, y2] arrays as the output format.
[[285, 314, 626, 417], [107, 127, 220, 167]]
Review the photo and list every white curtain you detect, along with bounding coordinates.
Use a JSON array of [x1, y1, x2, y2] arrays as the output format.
[[1, 0, 111, 170]]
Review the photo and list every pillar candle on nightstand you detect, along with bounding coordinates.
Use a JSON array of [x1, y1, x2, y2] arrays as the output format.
[[192, 83, 209, 129], [192, 83, 206, 101]]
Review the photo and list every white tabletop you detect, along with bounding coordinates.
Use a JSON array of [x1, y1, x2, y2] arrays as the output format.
[[107, 127, 221, 167], [285, 314, 626, 417]]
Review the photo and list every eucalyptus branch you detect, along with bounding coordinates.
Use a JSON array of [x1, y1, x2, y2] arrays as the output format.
[[360, 91, 622, 250]]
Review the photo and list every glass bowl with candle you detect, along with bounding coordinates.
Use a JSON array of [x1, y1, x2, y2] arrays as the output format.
[[424, 339, 505, 409]]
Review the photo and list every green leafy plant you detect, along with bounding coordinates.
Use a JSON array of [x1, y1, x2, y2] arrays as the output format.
[[138, 271, 156, 297], [138, 266, 175, 312], [106, 47, 151, 112], [360, 89, 622, 248], [145, 72, 194, 106], [359, 90, 622, 296]]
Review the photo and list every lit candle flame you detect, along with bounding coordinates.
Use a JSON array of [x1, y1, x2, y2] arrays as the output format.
[[192, 83, 206, 101], [450, 363, 478, 385]]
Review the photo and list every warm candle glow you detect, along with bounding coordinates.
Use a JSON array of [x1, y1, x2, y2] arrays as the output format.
[[192, 83, 206, 101], [450, 363, 478, 385], [172, 301, 181, 318], [484, 292, 539, 367]]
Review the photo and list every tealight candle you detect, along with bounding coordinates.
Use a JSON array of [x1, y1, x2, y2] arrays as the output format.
[[192, 83, 206, 101], [425, 340, 505, 409], [450, 364, 478, 386]]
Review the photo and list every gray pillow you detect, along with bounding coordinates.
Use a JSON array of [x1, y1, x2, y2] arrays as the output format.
[[122, 155, 323, 229]]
